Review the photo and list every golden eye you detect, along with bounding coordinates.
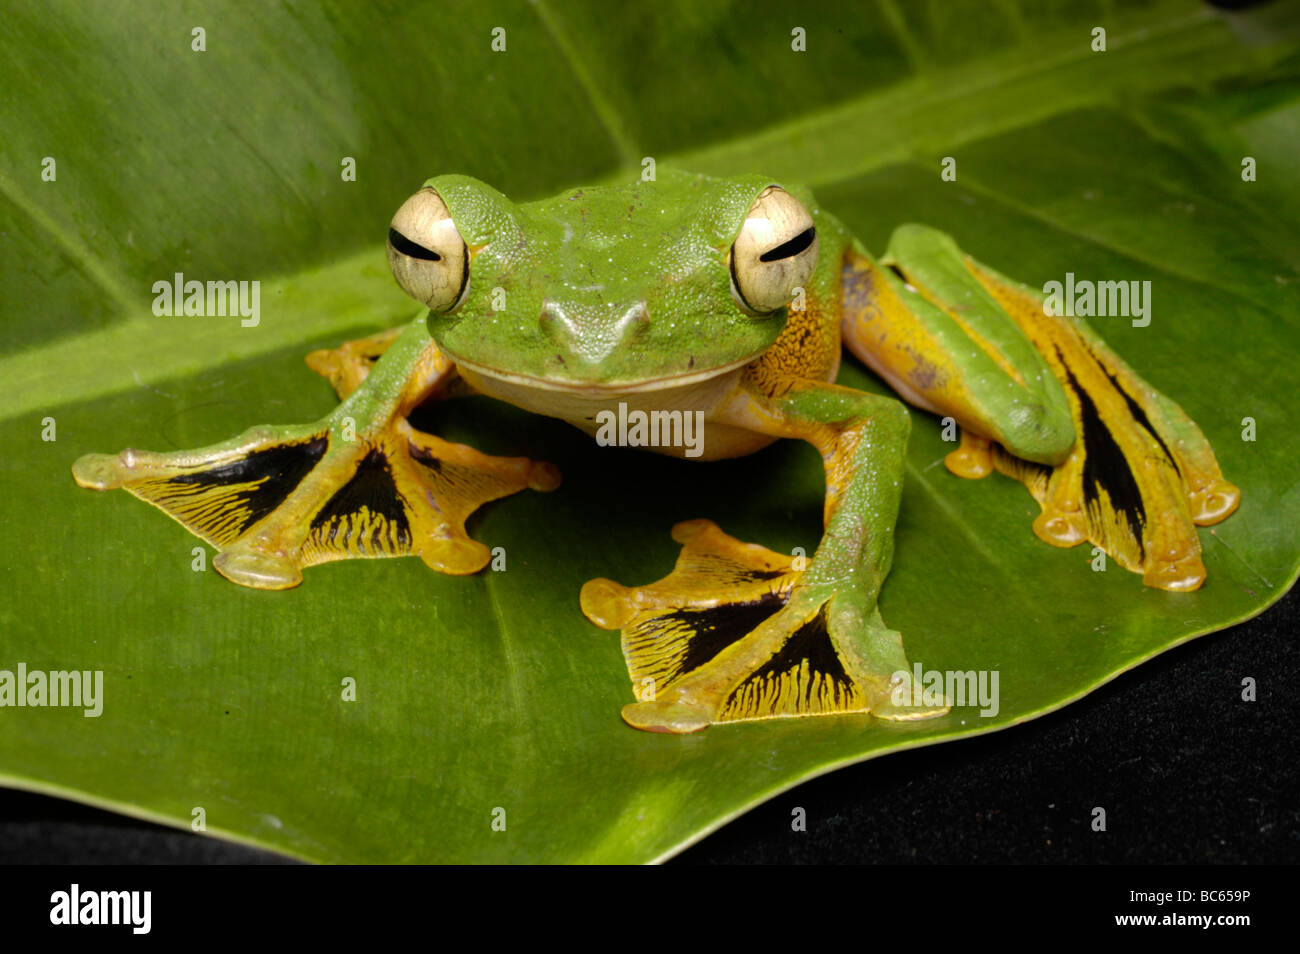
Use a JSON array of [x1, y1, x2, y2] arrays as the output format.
[[386, 187, 470, 313], [728, 186, 818, 315]]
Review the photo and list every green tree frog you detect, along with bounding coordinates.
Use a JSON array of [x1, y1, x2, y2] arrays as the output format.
[[72, 170, 1240, 733]]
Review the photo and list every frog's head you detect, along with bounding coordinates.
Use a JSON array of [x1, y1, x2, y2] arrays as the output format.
[[384, 169, 820, 392]]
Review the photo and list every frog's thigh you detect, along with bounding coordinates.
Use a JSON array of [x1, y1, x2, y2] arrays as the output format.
[[72, 320, 559, 589], [582, 378, 946, 733], [839, 234, 1073, 469]]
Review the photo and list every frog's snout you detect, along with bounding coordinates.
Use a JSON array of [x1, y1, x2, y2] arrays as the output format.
[[538, 297, 650, 365]]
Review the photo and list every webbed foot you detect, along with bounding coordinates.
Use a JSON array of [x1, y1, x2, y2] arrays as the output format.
[[581, 519, 949, 733], [73, 410, 558, 589]]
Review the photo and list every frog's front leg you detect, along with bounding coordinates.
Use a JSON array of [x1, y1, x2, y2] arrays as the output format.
[[843, 226, 1240, 591], [72, 318, 559, 588], [581, 376, 949, 733]]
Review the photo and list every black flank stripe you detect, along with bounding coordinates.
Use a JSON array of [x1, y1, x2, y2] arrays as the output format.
[[1099, 364, 1180, 476], [1019, 459, 1053, 481]]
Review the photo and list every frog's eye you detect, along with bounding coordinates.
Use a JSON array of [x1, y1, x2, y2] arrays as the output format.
[[728, 186, 819, 316], [386, 187, 470, 313]]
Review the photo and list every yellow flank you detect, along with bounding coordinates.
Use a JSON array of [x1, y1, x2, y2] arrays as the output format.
[[746, 294, 840, 396], [839, 252, 989, 423], [966, 258, 1239, 591]]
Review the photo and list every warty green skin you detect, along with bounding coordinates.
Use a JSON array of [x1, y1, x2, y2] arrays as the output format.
[[427, 169, 810, 389]]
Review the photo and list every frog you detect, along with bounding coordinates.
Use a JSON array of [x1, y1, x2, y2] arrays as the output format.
[[71, 169, 1241, 734]]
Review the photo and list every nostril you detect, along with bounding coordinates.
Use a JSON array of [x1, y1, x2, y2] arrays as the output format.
[[626, 300, 650, 327], [539, 299, 566, 340]]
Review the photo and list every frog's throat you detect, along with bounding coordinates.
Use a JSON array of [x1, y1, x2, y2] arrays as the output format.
[[444, 349, 766, 396]]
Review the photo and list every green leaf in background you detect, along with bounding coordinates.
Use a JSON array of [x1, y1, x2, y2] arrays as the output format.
[[1, 0, 1297, 862]]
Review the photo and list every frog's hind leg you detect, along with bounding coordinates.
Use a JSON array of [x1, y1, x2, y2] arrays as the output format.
[[841, 227, 1239, 592], [72, 319, 559, 589]]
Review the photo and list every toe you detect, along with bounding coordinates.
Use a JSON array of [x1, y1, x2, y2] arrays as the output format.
[[579, 578, 637, 630], [72, 452, 128, 490], [621, 699, 712, 734], [214, 548, 303, 590]]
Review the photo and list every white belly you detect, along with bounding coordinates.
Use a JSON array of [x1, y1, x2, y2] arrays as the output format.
[[457, 365, 775, 461]]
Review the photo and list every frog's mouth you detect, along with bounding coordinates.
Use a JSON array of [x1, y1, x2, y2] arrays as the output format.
[[446, 350, 765, 396]]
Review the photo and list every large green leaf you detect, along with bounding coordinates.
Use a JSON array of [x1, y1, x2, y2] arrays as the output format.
[[1, 0, 1297, 863]]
